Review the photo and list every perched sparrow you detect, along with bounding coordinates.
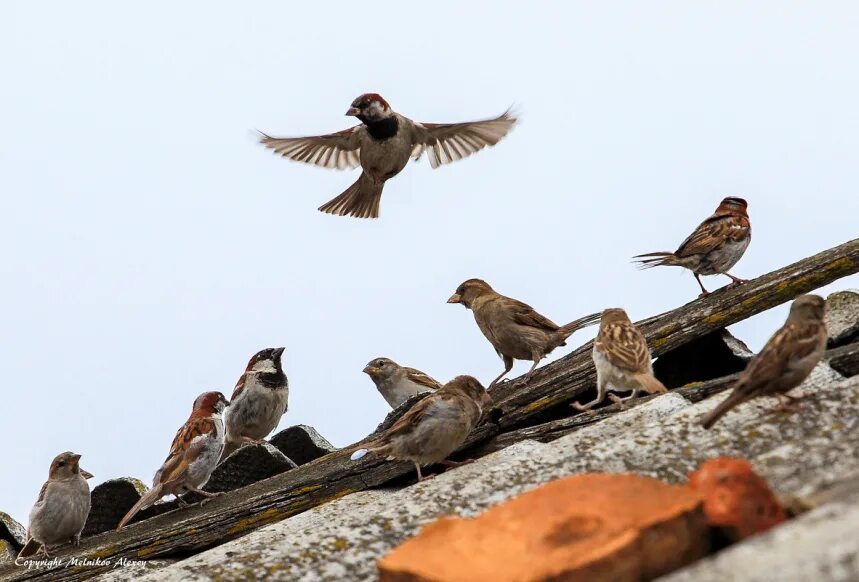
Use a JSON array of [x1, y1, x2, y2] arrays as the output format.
[[259, 93, 517, 218], [18, 452, 93, 558], [363, 357, 441, 409], [701, 295, 827, 429], [117, 391, 229, 529], [447, 279, 601, 386], [634, 197, 751, 296], [221, 347, 289, 461], [571, 308, 667, 413], [351, 375, 491, 481]]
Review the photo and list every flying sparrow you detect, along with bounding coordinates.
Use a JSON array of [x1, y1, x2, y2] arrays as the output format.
[[363, 357, 441, 409], [259, 93, 517, 219], [700, 295, 827, 429], [18, 452, 93, 558], [571, 308, 667, 414], [447, 279, 601, 386], [221, 347, 289, 461], [350, 375, 491, 481], [117, 391, 229, 529], [634, 196, 751, 296]]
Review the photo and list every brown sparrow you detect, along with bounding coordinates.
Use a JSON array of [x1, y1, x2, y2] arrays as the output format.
[[350, 375, 491, 481], [634, 196, 751, 296], [572, 308, 667, 413], [701, 295, 827, 429], [447, 279, 601, 386], [260, 93, 517, 218], [18, 452, 93, 558], [221, 347, 289, 461], [118, 391, 229, 529], [363, 357, 441, 409]]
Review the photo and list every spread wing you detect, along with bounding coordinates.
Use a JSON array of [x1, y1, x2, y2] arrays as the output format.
[[675, 212, 750, 258], [259, 126, 362, 170], [413, 109, 517, 168], [404, 368, 442, 390], [155, 417, 219, 487], [597, 321, 651, 373]]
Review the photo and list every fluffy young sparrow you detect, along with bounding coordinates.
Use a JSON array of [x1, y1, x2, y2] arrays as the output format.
[[363, 357, 441, 409], [447, 279, 601, 386], [634, 197, 751, 296], [118, 391, 229, 529], [351, 375, 491, 481], [571, 308, 667, 414], [221, 347, 289, 461], [701, 294, 827, 429], [18, 452, 93, 558], [260, 93, 517, 218]]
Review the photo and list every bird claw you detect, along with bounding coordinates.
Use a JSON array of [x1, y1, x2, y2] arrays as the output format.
[[570, 402, 598, 416], [608, 394, 628, 410]]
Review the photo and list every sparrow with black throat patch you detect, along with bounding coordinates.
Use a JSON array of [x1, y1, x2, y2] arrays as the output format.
[[221, 347, 289, 461], [447, 279, 601, 386], [363, 357, 441, 409], [634, 196, 751, 296], [117, 391, 228, 529], [18, 452, 93, 558], [700, 294, 827, 429], [350, 375, 491, 482], [259, 93, 517, 218], [571, 308, 667, 414]]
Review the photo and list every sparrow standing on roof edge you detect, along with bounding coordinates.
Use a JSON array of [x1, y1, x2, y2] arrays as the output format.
[[363, 357, 441, 409], [18, 452, 93, 558], [572, 308, 667, 414], [447, 279, 601, 386], [634, 196, 751, 296], [259, 93, 517, 218], [700, 294, 827, 429], [221, 347, 289, 461], [350, 375, 491, 481], [117, 392, 228, 529]]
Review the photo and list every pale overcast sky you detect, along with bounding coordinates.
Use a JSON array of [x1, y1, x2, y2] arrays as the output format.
[[2, 2, 857, 524]]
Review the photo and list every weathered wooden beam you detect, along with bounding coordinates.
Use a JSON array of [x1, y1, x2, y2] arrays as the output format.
[[471, 341, 859, 456], [489, 238, 859, 430], [4, 239, 857, 581]]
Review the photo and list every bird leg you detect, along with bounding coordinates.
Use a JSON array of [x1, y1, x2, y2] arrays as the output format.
[[571, 376, 609, 416], [724, 272, 748, 287], [608, 388, 641, 410], [694, 274, 710, 297], [773, 393, 805, 413], [184, 487, 225, 506], [240, 436, 267, 448], [72, 533, 81, 546], [489, 356, 514, 388], [522, 356, 542, 383]]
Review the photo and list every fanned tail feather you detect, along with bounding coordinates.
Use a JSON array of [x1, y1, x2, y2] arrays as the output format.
[[117, 484, 164, 529], [318, 172, 384, 219], [632, 252, 678, 270], [634, 373, 668, 395], [559, 312, 602, 339]]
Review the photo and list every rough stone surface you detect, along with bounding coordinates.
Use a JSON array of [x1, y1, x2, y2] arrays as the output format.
[[826, 290, 859, 346], [117, 368, 859, 581], [207, 442, 298, 493], [378, 474, 708, 582], [654, 329, 753, 389], [84, 478, 148, 536], [0, 512, 27, 550], [269, 425, 336, 466], [661, 489, 859, 582], [0, 540, 18, 564]]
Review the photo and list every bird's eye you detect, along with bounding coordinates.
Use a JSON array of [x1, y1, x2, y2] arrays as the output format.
[[377, 360, 385, 367], [57, 461, 66, 467]]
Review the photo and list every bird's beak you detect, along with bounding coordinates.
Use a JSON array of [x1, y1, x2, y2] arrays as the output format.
[[80, 469, 94, 480], [447, 294, 461, 304], [273, 347, 285, 359], [363, 365, 379, 376], [71, 454, 82, 463], [345, 107, 361, 117]]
